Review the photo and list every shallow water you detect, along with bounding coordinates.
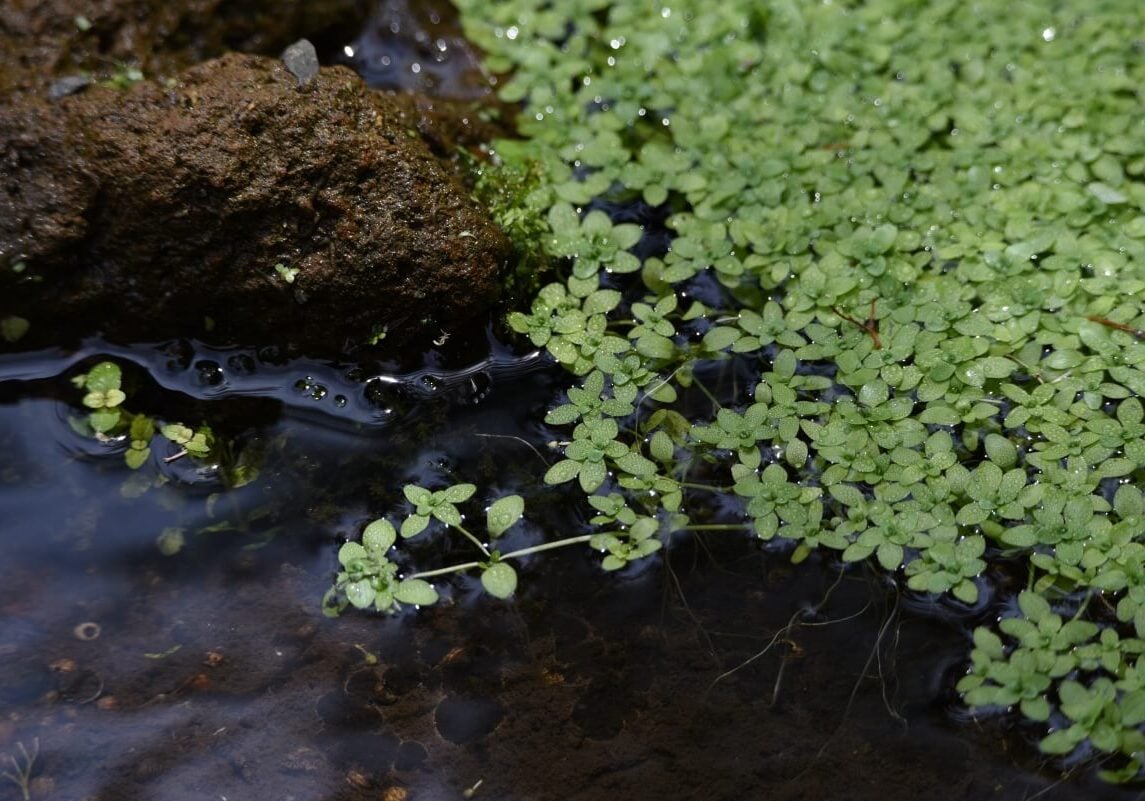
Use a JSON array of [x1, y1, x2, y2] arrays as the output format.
[[0, 334, 1135, 801]]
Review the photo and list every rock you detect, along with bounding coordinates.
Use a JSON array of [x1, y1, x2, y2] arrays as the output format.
[[0, 0, 372, 93], [281, 39, 320, 88], [0, 54, 511, 353], [47, 75, 90, 101]]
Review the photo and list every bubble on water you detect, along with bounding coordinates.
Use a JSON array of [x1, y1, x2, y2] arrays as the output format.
[[226, 354, 256, 375], [364, 377, 410, 423], [194, 360, 224, 387], [419, 375, 444, 394]]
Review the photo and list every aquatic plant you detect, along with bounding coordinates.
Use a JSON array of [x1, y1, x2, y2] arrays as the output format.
[[323, 485, 596, 614], [1, 738, 38, 801], [71, 361, 258, 491], [408, 0, 1145, 783], [71, 361, 214, 470]]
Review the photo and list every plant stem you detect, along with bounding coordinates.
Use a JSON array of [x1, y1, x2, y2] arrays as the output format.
[[686, 523, 749, 531], [452, 524, 491, 557], [404, 534, 596, 581], [500, 534, 594, 559], [691, 375, 722, 408], [405, 561, 483, 580]]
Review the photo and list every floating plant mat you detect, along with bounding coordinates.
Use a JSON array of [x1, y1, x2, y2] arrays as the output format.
[[0, 339, 1124, 799]]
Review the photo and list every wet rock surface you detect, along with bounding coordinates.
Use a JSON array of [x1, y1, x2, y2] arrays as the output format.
[[0, 52, 511, 353], [0, 0, 372, 92]]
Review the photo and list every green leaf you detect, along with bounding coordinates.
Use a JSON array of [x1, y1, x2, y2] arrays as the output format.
[[124, 445, 150, 469], [545, 404, 581, 425], [544, 459, 581, 485], [394, 579, 439, 607], [401, 514, 430, 539], [828, 483, 866, 508], [345, 580, 377, 610], [579, 460, 607, 492], [1039, 728, 1081, 755], [972, 627, 1005, 660], [85, 362, 122, 393], [129, 414, 155, 441], [858, 380, 889, 408], [0, 315, 29, 342], [487, 495, 525, 537], [615, 451, 657, 476], [1021, 696, 1051, 723], [363, 519, 397, 553], [155, 527, 185, 556], [984, 433, 1018, 469], [161, 424, 193, 444], [442, 483, 477, 503], [952, 579, 979, 604], [89, 408, 121, 433], [877, 542, 904, 571], [649, 430, 675, 463], [635, 333, 676, 359], [403, 484, 433, 506], [785, 439, 808, 468], [338, 541, 368, 567], [481, 563, 518, 599], [431, 503, 463, 528], [1122, 690, 1145, 727], [1017, 591, 1053, 623]]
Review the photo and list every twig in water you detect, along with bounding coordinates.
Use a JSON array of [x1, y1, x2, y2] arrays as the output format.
[[834, 299, 882, 349], [1086, 314, 1145, 340]]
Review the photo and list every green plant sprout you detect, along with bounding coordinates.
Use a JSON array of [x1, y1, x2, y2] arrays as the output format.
[[324, 485, 607, 615], [1, 738, 39, 801], [101, 62, 144, 89], [273, 263, 299, 284], [71, 361, 219, 471], [1, 315, 29, 343]]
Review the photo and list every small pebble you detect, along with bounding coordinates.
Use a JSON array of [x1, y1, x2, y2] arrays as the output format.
[[282, 39, 319, 88], [49, 75, 91, 101]]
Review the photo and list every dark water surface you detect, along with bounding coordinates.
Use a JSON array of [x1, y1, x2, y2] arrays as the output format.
[[0, 335, 1135, 801]]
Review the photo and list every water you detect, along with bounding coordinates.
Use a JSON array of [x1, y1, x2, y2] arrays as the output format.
[[0, 330, 1134, 801], [336, 0, 492, 99]]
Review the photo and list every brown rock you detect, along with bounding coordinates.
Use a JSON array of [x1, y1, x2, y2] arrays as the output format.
[[0, 0, 371, 92], [0, 53, 511, 353]]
